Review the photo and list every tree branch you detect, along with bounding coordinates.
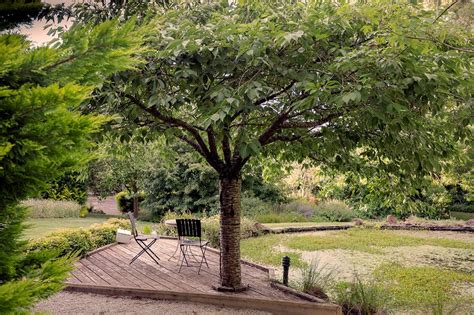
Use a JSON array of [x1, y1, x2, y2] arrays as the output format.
[[122, 92, 222, 170]]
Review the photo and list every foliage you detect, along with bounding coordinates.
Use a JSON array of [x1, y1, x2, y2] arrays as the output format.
[[298, 259, 334, 298], [154, 211, 261, 248], [0, 0, 44, 31], [26, 218, 130, 257], [21, 199, 81, 218], [0, 253, 75, 315], [333, 275, 392, 315], [142, 145, 285, 218], [0, 18, 145, 313], [56, 0, 473, 289], [41, 172, 88, 205], [142, 147, 220, 216], [115, 191, 145, 213], [241, 195, 273, 218], [79, 206, 88, 218], [374, 264, 474, 311], [313, 200, 355, 222], [284, 229, 473, 254]]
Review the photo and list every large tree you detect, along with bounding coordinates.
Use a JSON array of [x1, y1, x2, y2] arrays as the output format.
[[88, 1, 472, 290]]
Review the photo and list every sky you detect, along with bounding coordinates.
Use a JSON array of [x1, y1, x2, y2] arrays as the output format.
[[18, 0, 75, 45]]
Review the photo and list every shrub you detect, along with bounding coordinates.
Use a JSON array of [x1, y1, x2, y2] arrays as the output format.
[[201, 215, 262, 248], [241, 195, 272, 218], [41, 172, 88, 205], [26, 218, 130, 257], [79, 206, 88, 218], [333, 275, 392, 314], [298, 259, 334, 299], [153, 212, 262, 248], [313, 200, 355, 222], [21, 199, 82, 218], [115, 191, 145, 213], [281, 200, 315, 218]]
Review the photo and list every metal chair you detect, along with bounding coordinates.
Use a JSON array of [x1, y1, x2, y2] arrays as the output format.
[[128, 212, 160, 265], [176, 219, 209, 274]]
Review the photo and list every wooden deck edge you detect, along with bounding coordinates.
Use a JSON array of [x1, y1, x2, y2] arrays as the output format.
[[270, 281, 328, 303], [64, 283, 342, 315], [84, 242, 118, 258]]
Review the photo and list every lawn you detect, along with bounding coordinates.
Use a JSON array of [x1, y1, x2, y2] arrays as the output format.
[[241, 228, 474, 313], [263, 222, 352, 229], [23, 215, 153, 240]]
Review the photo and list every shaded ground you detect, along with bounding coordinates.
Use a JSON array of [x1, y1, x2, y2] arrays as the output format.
[[34, 291, 270, 315]]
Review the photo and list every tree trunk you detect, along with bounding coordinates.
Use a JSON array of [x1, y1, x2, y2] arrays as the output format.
[[132, 196, 139, 218], [218, 175, 245, 291]]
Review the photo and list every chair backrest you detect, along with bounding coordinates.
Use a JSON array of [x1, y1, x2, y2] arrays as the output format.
[[176, 219, 202, 238], [128, 212, 138, 237]]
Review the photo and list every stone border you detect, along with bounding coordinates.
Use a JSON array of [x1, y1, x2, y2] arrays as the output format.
[[64, 283, 342, 315]]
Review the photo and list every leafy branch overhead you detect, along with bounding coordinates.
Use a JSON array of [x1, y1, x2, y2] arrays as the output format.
[[96, 1, 472, 180]]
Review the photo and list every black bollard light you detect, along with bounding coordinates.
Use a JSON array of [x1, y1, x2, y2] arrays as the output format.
[[282, 256, 290, 286]]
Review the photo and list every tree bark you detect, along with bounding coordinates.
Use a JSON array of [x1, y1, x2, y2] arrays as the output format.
[[132, 196, 139, 219], [218, 175, 245, 291]]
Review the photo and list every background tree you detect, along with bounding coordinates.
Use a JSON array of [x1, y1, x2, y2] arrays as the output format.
[[85, 0, 472, 290], [0, 20, 145, 312], [88, 132, 167, 217], [0, 0, 44, 31]]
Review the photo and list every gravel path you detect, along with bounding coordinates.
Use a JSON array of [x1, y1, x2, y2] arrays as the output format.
[[34, 292, 270, 315]]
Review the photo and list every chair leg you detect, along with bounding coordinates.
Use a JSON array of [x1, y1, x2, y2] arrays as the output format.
[[198, 245, 209, 274], [178, 245, 189, 273], [131, 239, 160, 265]]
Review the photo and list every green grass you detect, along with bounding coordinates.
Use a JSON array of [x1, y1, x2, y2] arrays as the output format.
[[374, 264, 474, 311], [263, 222, 351, 228], [451, 211, 474, 220], [284, 228, 474, 254], [255, 212, 309, 223], [240, 234, 307, 268], [24, 215, 152, 240]]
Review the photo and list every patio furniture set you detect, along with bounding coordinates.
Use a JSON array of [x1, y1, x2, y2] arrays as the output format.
[[127, 213, 209, 274]]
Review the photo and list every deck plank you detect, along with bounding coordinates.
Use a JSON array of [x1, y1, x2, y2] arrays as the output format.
[[67, 239, 303, 302]]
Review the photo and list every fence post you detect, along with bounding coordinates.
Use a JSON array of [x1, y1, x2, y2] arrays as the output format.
[[282, 256, 290, 286]]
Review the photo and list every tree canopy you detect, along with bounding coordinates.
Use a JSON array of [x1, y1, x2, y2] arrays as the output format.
[[80, 0, 473, 289]]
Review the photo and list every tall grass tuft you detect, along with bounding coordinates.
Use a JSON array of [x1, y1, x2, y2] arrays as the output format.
[[334, 274, 392, 315], [22, 199, 81, 218], [298, 258, 335, 299]]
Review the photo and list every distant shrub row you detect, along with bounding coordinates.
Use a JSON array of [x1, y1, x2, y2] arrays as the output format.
[[154, 212, 262, 248]]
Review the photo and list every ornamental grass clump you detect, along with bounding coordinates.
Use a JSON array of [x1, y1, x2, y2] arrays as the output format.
[[298, 258, 335, 300], [333, 275, 392, 315], [22, 199, 82, 218]]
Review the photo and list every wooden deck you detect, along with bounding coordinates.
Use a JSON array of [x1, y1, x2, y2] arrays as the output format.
[[65, 238, 341, 314]]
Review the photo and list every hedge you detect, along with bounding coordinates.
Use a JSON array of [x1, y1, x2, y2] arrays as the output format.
[[26, 218, 130, 257]]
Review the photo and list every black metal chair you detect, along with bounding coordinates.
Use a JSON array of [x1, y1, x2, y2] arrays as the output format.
[[176, 219, 209, 274], [128, 212, 160, 265]]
